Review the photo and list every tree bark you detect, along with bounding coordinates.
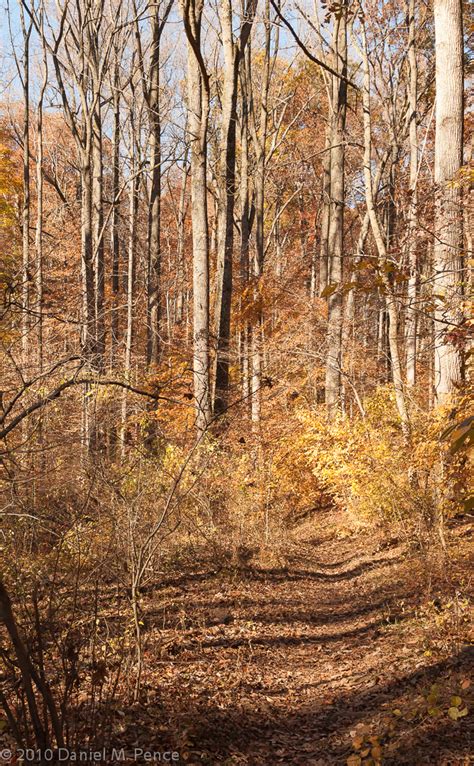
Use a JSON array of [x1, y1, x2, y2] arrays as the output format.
[[325, 6, 347, 419], [358, 14, 410, 435], [433, 0, 464, 403], [181, 0, 212, 431], [35, 20, 47, 375], [319, 121, 332, 294], [92, 103, 105, 368], [19, 5, 32, 365], [214, 0, 257, 412], [214, 0, 239, 411], [121, 144, 139, 456], [147, 1, 162, 367], [110, 65, 121, 367], [405, 0, 418, 387]]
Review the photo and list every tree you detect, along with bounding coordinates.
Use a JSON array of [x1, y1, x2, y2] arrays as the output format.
[[405, 0, 419, 388], [213, 0, 257, 412], [324, 2, 348, 419], [355, 5, 410, 435], [433, 0, 464, 402], [181, 0, 212, 431]]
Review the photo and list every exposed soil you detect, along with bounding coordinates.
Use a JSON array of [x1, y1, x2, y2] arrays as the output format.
[[110, 512, 473, 765]]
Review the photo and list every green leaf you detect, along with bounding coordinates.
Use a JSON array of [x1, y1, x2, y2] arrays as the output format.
[[448, 707, 460, 720], [451, 696, 462, 707]]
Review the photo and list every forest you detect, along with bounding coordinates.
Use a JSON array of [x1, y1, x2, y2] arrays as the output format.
[[0, 0, 472, 763]]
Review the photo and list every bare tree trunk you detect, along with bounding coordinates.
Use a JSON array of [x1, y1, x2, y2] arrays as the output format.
[[81, 151, 96, 364], [214, 0, 257, 412], [35, 22, 47, 375], [433, 0, 464, 403], [19, 6, 32, 366], [81, 149, 96, 452], [0, 581, 48, 750], [358, 15, 410, 435], [465, 135, 473, 297], [405, 0, 418, 387], [92, 99, 105, 367], [239, 66, 252, 403], [90, 0, 105, 369], [175, 155, 189, 325], [147, 1, 162, 367], [214, 0, 238, 411], [110, 66, 121, 367], [325, 6, 347, 419], [181, 0, 212, 431], [319, 121, 332, 294], [121, 152, 139, 456], [342, 150, 389, 373], [247, 0, 271, 427]]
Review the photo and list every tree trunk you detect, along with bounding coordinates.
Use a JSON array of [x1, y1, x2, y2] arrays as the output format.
[[92, 100, 105, 368], [35, 30, 47, 375], [247, 0, 271, 428], [182, 0, 212, 431], [325, 7, 347, 418], [433, 0, 464, 403], [214, 0, 239, 412], [319, 121, 332, 294], [359, 17, 410, 436], [175, 156, 189, 325], [81, 152, 96, 364], [405, 0, 419, 387], [19, 7, 32, 365], [239, 68, 252, 403], [121, 153, 139, 456], [110, 71, 121, 367], [147, 2, 162, 367], [213, 0, 256, 411]]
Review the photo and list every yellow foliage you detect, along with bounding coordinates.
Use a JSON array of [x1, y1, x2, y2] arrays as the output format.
[[287, 387, 471, 530], [0, 127, 21, 295]]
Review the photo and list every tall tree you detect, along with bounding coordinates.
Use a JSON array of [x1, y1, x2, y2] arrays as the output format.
[[356, 7, 410, 435], [133, 0, 173, 367], [213, 0, 257, 413], [433, 0, 464, 402], [244, 0, 278, 426], [181, 0, 212, 431], [34, 8, 48, 375], [324, 2, 348, 419], [110, 57, 122, 367], [405, 0, 419, 388], [14, 3, 33, 365]]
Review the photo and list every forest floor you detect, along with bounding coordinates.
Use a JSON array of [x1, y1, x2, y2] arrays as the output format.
[[112, 510, 473, 766]]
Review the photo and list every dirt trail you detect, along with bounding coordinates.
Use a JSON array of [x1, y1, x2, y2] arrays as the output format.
[[125, 512, 473, 765]]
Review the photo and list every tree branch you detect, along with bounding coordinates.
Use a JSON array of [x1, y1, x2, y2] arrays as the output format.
[[269, 0, 358, 89]]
